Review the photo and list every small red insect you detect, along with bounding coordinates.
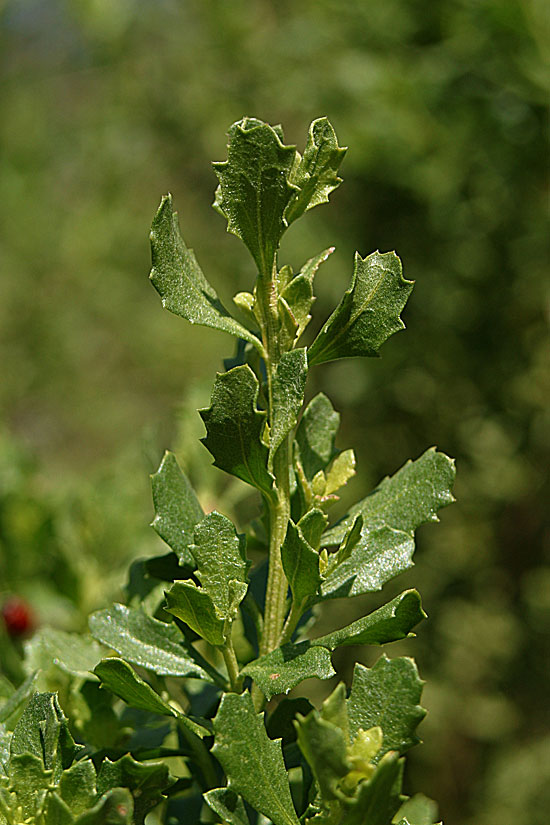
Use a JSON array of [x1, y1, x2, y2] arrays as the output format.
[[2, 596, 34, 638]]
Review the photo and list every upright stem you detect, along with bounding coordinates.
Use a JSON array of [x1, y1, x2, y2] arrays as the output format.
[[260, 440, 291, 656], [222, 631, 243, 693], [256, 257, 293, 657]]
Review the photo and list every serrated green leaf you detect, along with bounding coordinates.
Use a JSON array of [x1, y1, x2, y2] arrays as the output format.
[[190, 511, 248, 618], [10, 693, 74, 778], [321, 526, 415, 599], [281, 521, 321, 606], [150, 194, 260, 347], [8, 753, 51, 818], [213, 118, 297, 276], [97, 755, 174, 825], [393, 793, 439, 825], [241, 642, 334, 701], [348, 656, 426, 760], [94, 658, 177, 718], [73, 788, 133, 825], [164, 582, 225, 646], [286, 118, 347, 225], [151, 451, 203, 567], [295, 393, 340, 481], [88, 603, 212, 680], [325, 449, 456, 544], [24, 628, 104, 680], [213, 691, 300, 825], [321, 449, 456, 598], [270, 349, 308, 464], [204, 787, 249, 825], [311, 590, 426, 650], [308, 251, 413, 366], [58, 758, 97, 813], [200, 365, 273, 495], [295, 709, 349, 801]]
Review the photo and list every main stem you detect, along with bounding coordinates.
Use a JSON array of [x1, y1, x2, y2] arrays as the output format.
[[257, 259, 292, 658], [260, 441, 291, 656]]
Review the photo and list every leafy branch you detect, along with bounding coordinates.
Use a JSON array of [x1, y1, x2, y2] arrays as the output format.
[[2, 117, 454, 824]]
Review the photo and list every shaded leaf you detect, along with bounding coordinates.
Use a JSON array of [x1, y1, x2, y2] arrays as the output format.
[[311, 590, 426, 650], [150, 194, 259, 346], [73, 788, 133, 825], [298, 509, 328, 550], [241, 641, 334, 701], [94, 658, 177, 718], [164, 582, 225, 646], [213, 118, 297, 276], [295, 709, 349, 800], [89, 603, 212, 680], [58, 758, 97, 813], [44, 792, 74, 825], [286, 118, 347, 224], [204, 787, 250, 825], [213, 691, 300, 825], [200, 365, 273, 495], [281, 521, 321, 606], [348, 656, 426, 760], [151, 451, 203, 567], [295, 393, 340, 481], [308, 251, 413, 366], [266, 697, 315, 745], [97, 754, 174, 825], [279, 276, 314, 342], [270, 349, 308, 463]]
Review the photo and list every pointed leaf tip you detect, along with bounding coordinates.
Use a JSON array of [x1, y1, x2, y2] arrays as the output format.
[[149, 194, 260, 347], [308, 250, 414, 366]]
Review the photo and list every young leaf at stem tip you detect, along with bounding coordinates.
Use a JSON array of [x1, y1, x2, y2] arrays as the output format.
[[213, 118, 298, 277]]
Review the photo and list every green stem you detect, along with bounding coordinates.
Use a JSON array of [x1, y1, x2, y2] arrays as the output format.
[[222, 627, 243, 692], [260, 437, 291, 656], [279, 598, 304, 646], [255, 256, 293, 659]]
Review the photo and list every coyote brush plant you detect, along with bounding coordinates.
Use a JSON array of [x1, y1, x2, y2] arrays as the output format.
[[0, 118, 455, 824]]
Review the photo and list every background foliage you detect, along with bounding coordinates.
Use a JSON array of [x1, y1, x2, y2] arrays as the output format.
[[0, 1, 548, 822]]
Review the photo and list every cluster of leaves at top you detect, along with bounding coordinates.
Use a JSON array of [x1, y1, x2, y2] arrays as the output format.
[[0, 118, 455, 824]]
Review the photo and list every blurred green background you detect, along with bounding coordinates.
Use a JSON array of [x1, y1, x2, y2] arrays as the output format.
[[0, 1, 548, 822]]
